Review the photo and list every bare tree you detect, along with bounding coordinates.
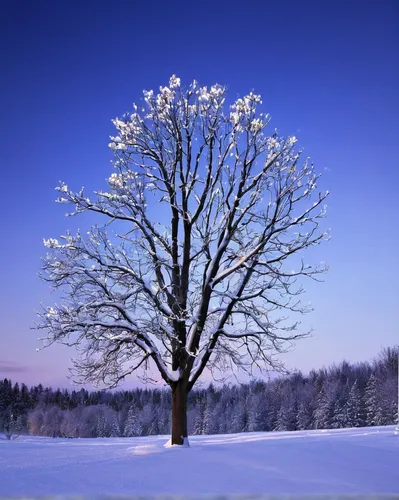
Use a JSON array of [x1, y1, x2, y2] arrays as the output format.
[[37, 76, 328, 445]]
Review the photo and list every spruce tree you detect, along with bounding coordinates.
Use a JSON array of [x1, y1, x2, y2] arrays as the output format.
[[346, 380, 364, 427]]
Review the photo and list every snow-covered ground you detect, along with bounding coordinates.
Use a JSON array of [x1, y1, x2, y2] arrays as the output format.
[[1, 426, 398, 496]]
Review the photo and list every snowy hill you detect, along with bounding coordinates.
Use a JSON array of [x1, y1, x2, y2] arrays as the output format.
[[1, 426, 398, 496]]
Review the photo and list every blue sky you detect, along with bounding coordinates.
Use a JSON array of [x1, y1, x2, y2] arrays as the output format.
[[0, 0, 398, 388]]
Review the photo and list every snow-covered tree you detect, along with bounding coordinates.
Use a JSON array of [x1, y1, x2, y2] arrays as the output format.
[[41, 405, 63, 437], [79, 405, 101, 437], [193, 402, 205, 435], [124, 404, 142, 437], [231, 396, 250, 434], [346, 380, 364, 427], [313, 388, 333, 429], [330, 400, 347, 429], [296, 401, 313, 430], [148, 407, 160, 436], [27, 405, 44, 436], [279, 399, 298, 431], [247, 387, 268, 432], [1, 409, 23, 440], [378, 378, 398, 425], [96, 414, 108, 438], [110, 412, 121, 437], [364, 374, 383, 427], [37, 75, 328, 445]]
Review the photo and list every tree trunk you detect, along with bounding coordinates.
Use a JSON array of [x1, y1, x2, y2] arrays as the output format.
[[171, 380, 188, 445]]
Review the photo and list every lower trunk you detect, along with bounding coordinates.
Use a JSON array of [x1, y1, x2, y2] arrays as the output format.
[[171, 381, 188, 445]]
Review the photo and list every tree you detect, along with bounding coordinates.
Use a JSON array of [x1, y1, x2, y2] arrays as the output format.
[[1, 408, 23, 440], [247, 385, 268, 432], [296, 401, 313, 430], [346, 380, 364, 427], [193, 400, 206, 435], [364, 374, 383, 427], [37, 75, 328, 445], [110, 412, 121, 437], [124, 403, 142, 437], [313, 388, 332, 429]]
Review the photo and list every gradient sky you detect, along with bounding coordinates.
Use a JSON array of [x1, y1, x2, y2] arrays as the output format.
[[0, 0, 398, 389]]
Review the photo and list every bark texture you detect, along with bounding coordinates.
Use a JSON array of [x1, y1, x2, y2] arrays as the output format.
[[171, 381, 188, 445]]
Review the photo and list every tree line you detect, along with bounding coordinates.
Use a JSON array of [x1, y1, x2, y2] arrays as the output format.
[[1, 347, 397, 439]]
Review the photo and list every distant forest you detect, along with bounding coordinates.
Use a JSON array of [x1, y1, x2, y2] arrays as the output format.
[[1, 347, 398, 439]]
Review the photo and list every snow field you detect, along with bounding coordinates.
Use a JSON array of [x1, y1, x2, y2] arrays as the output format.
[[1, 426, 399, 496]]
